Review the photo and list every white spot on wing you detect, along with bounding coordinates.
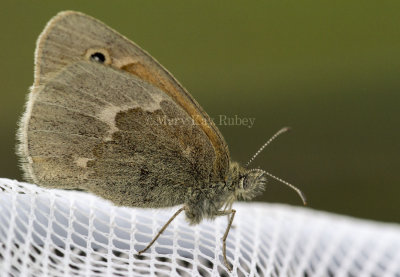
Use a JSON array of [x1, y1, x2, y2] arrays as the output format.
[[75, 157, 92, 168], [97, 93, 166, 141], [98, 106, 123, 140]]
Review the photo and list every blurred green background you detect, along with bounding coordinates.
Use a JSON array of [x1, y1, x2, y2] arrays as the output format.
[[0, 1, 399, 222]]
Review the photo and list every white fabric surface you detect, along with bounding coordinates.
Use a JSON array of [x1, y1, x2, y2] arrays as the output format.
[[0, 178, 399, 277]]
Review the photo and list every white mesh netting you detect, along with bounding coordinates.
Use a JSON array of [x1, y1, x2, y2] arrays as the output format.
[[0, 178, 399, 277]]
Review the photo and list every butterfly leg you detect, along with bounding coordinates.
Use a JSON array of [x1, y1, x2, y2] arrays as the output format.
[[225, 202, 235, 228], [137, 206, 185, 255], [216, 209, 236, 271]]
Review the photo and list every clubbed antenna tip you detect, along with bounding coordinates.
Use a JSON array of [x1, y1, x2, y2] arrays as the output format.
[[299, 191, 307, 206]]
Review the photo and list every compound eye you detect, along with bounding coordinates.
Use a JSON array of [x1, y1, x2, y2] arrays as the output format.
[[242, 176, 250, 189], [85, 48, 112, 65]]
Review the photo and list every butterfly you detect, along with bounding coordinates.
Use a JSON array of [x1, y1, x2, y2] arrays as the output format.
[[17, 11, 305, 271]]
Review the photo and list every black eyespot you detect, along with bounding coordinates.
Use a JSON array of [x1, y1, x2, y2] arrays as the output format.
[[90, 52, 106, 63], [84, 48, 111, 65]]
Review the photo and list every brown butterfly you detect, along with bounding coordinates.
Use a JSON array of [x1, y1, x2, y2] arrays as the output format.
[[17, 11, 305, 270]]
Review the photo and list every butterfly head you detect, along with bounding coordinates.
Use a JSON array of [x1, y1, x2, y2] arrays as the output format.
[[225, 162, 266, 204], [236, 168, 267, 200]]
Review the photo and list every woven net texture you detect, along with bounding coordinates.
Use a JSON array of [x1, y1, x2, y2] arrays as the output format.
[[0, 178, 399, 277]]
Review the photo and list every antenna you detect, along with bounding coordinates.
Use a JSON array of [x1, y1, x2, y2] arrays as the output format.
[[245, 127, 306, 205], [258, 169, 307, 205], [245, 127, 290, 167]]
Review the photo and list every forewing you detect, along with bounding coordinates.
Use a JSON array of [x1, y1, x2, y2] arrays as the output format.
[[33, 11, 229, 181], [19, 61, 216, 207]]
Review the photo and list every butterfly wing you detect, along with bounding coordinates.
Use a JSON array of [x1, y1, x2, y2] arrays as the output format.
[[19, 61, 220, 207], [30, 11, 229, 182]]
